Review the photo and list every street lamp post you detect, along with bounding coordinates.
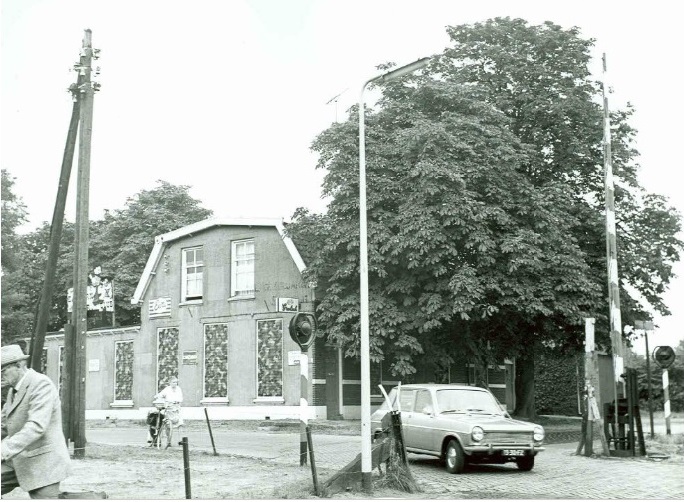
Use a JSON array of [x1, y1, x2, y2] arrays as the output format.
[[358, 56, 430, 492]]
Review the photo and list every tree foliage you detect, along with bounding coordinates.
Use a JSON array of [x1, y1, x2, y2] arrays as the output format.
[[290, 80, 599, 375], [1, 169, 28, 271], [1, 180, 212, 335], [432, 17, 682, 334], [89, 180, 212, 326], [288, 18, 683, 418], [1, 169, 31, 340]]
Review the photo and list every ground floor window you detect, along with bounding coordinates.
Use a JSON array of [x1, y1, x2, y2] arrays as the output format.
[[114, 340, 134, 401], [204, 323, 228, 399], [256, 319, 283, 398], [157, 327, 179, 391]]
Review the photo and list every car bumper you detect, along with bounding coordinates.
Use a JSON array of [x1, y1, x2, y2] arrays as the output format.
[[463, 444, 545, 455]]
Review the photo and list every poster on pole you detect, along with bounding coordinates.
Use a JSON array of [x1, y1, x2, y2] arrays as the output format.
[[67, 266, 114, 328]]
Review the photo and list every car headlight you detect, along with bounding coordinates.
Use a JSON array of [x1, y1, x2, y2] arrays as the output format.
[[471, 426, 484, 442], [533, 426, 545, 442]]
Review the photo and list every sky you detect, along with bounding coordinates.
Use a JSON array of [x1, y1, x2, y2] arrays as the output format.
[[1, 0, 682, 353]]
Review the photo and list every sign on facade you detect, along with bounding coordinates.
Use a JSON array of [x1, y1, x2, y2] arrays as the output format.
[[277, 297, 299, 312], [182, 351, 198, 365], [288, 350, 301, 366], [88, 359, 100, 372], [149, 297, 172, 318]]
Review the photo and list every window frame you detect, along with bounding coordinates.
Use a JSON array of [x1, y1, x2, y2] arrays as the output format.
[[181, 246, 204, 303], [230, 239, 255, 298], [254, 318, 285, 403], [111, 339, 135, 407], [201, 323, 230, 403]]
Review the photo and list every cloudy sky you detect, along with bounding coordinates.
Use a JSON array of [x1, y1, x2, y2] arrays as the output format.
[[1, 0, 682, 352]]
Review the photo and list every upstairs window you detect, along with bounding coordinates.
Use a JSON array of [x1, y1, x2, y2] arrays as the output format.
[[182, 246, 204, 302], [231, 239, 255, 297]]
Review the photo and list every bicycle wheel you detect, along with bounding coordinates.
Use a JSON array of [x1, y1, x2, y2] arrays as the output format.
[[156, 422, 168, 449], [164, 420, 173, 449]]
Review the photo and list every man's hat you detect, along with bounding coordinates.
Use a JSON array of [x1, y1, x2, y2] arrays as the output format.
[[1, 345, 30, 366]]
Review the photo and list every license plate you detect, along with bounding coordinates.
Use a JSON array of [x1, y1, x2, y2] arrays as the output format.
[[503, 449, 525, 456]]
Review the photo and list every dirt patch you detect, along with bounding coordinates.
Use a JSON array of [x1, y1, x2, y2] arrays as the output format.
[[2, 442, 424, 500], [1, 443, 323, 500]]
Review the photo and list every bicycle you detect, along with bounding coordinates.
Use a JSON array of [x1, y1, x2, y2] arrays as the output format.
[[147, 399, 173, 449], [161, 402, 182, 448]]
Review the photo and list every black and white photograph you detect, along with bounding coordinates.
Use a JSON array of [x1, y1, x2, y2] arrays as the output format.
[[1, 0, 683, 499]]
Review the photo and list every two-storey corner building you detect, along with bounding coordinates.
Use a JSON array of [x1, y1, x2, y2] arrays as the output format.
[[27, 217, 525, 422], [126, 217, 325, 420]]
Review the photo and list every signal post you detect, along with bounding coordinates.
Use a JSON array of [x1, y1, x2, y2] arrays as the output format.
[[653, 346, 676, 435], [289, 313, 317, 465]]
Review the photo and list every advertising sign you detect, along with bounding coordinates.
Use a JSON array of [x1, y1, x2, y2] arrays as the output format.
[[182, 351, 198, 365], [277, 297, 299, 313], [67, 266, 114, 313], [149, 297, 172, 318]]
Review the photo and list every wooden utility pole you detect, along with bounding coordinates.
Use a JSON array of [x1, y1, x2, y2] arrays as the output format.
[[601, 54, 625, 431], [29, 78, 82, 373], [70, 29, 96, 458]]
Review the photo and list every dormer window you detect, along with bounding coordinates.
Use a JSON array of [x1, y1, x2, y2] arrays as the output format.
[[182, 246, 204, 302], [231, 239, 255, 297]]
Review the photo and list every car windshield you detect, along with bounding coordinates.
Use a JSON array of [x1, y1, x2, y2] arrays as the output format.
[[377, 388, 397, 411], [436, 389, 502, 415]]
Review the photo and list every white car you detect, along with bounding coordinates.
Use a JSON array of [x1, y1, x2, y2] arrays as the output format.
[[371, 383, 545, 473]]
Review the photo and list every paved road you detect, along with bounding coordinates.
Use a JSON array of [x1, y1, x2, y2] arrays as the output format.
[[87, 426, 684, 499]]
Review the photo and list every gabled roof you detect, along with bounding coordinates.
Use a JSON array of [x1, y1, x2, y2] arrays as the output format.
[[131, 217, 306, 305]]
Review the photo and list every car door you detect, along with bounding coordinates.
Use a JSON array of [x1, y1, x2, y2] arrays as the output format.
[[408, 389, 438, 453], [396, 389, 416, 449]]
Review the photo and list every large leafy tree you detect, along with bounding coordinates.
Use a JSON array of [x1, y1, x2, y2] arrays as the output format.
[[1, 169, 31, 341], [288, 18, 682, 418], [289, 80, 600, 384], [435, 18, 681, 319], [432, 18, 682, 414]]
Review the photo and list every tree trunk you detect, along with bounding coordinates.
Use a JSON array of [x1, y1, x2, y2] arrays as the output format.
[[514, 345, 538, 420]]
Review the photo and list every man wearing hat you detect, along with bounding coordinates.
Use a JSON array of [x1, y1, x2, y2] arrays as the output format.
[[1, 344, 71, 498]]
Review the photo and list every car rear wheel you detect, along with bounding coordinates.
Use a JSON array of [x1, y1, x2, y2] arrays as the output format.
[[444, 439, 466, 474], [516, 455, 534, 471]]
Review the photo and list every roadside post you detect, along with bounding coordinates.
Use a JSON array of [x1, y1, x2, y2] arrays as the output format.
[[653, 346, 676, 435], [577, 318, 610, 456], [289, 313, 317, 466], [635, 320, 655, 438], [203, 407, 218, 455], [180, 436, 191, 499]]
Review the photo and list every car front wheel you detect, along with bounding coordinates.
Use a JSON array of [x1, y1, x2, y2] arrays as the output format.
[[444, 439, 466, 474], [516, 455, 534, 471]]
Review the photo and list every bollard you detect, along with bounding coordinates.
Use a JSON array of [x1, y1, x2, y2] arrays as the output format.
[[663, 369, 672, 435], [203, 408, 218, 455], [180, 436, 191, 499], [305, 425, 319, 496]]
